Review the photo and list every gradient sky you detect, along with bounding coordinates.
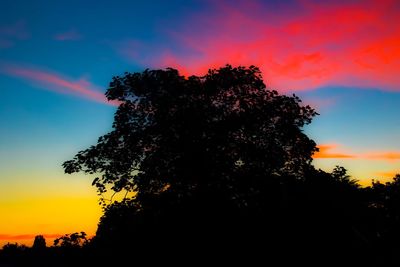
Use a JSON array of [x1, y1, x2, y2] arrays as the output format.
[[1, 0, 400, 246]]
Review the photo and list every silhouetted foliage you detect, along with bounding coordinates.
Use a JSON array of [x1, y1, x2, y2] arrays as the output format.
[[1, 243, 28, 255], [63, 65, 318, 208], [3, 65, 400, 265], [364, 176, 400, 242], [60, 66, 400, 265], [60, 65, 330, 263], [0, 234, 92, 267], [53, 232, 88, 248], [32, 235, 46, 250], [332, 165, 359, 187]]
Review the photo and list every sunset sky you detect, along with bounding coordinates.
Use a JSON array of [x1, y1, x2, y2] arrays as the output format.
[[1, 0, 400, 246]]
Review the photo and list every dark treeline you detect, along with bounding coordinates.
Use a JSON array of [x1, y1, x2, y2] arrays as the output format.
[[1, 65, 400, 266]]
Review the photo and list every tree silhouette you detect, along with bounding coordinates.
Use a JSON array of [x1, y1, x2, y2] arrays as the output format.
[[1, 65, 400, 265], [32, 235, 46, 250], [53, 232, 88, 248], [331, 166, 359, 187], [58, 65, 400, 265], [63, 65, 318, 207], [0, 243, 28, 264], [61, 65, 325, 262]]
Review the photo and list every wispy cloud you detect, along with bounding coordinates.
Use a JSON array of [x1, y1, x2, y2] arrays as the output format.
[[0, 63, 119, 106], [366, 152, 400, 161], [118, 0, 400, 91], [314, 144, 354, 159], [314, 144, 400, 162], [54, 29, 82, 41], [0, 234, 62, 240], [374, 170, 399, 179], [0, 39, 14, 49], [0, 20, 30, 48]]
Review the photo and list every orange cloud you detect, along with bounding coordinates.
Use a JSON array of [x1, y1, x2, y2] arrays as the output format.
[[313, 144, 355, 159], [0, 234, 62, 240], [120, 0, 400, 91], [366, 152, 400, 161], [314, 144, 400, 162], [0, 64, 119, 106]]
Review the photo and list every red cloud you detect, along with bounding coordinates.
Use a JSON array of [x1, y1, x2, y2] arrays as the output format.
[[0, 64, 119, 106], [120, 0, 400, 91]]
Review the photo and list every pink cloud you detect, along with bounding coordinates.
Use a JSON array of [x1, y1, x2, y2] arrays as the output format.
[[54, 29, 82, 41], [119, 0, 400, 91], [301, 96, 337, 112], [0, 20, 30, 49], [0, 64, 119, 106], [0, 20, 30, 40], [0, 39, 14, 48]]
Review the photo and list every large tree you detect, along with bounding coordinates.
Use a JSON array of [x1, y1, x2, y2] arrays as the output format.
[[63, 65, 318, 209]]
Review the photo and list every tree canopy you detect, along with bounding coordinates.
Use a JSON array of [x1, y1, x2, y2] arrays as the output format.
[[63, 65, 318, 209]]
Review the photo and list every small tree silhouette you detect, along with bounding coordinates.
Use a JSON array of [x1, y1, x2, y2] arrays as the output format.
[[332, 165, 359, 187], [32, 235, 46, 250], [53, 232, 88, 248]]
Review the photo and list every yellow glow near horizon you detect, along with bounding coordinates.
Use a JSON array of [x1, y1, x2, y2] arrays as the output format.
[[0, 170, 102, 247], [313, 158, 400, 186], [0, 196, 101, 247]]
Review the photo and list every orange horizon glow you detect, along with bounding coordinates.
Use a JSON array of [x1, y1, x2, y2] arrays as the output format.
[[313, 144, 400, 185], [374, 170, 400, 179], [0, 170, 102, 247]]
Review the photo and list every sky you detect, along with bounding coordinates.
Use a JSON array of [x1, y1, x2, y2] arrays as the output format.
[[1, 0, 400, 246]]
